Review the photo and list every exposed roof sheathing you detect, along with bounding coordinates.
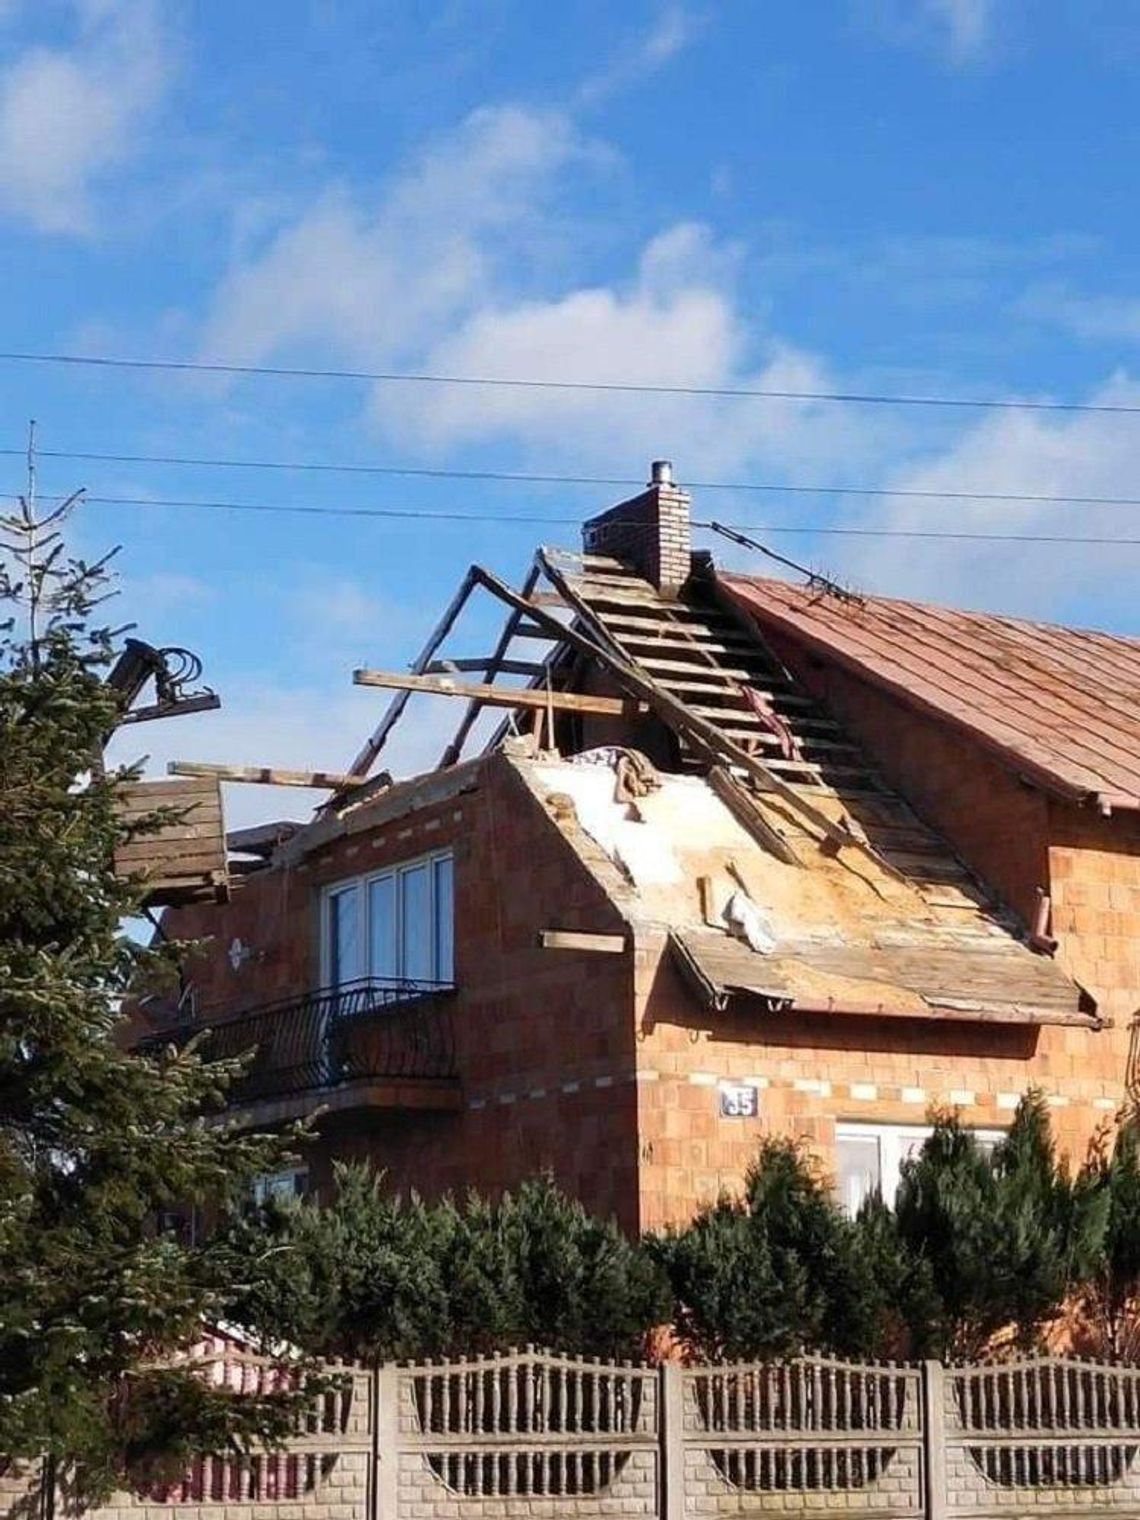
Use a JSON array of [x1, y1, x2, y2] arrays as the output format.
[[719, 575, 1140, 813], [514, 755, 1092, 1027]]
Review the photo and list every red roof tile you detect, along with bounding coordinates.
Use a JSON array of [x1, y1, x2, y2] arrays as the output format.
[[718, 575, 1140, 813]]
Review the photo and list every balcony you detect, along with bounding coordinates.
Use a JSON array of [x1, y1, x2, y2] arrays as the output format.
[[141, 979, 460, 1125]]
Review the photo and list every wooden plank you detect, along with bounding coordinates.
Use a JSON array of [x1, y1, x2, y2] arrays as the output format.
[[426, 658, 547, 677], [119, 850, 230, 876], [168, 761, 368, 789], [354, 669, 648, 718], [706, 766, 802, 867], [346, 564, 479, 780], [114, 777, 228, 902], [538, 930, 627, 954]]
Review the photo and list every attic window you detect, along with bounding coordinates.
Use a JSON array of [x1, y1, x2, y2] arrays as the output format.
[[321, 850, 454, 989]]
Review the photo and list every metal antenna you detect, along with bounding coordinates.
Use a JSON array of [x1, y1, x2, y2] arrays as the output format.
[[705, 521, 864, 606], [26, 417, 36, 513]]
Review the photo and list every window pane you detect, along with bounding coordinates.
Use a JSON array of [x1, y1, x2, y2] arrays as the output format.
[[400, 863, 432, 981], [836, 1134, 881, 1218], [433, 855, 454, 982], [328, 886, 361, 986], [368, 875, 397, 982]]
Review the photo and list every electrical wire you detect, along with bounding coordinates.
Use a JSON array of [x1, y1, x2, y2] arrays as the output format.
[[3, 490, 1137, 545], [2, 347, 1140, 415], [2, 445, 1140, 511]]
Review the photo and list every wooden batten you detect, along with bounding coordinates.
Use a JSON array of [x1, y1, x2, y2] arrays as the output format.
[[354, 669, 648, 718], [168, 761, 369, 790]]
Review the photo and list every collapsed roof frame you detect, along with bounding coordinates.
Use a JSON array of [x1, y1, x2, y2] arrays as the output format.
[[343, 550, 905, 878]]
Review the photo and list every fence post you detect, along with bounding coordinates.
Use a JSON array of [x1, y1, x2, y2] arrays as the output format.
[[922, 1360, 948, 1520], [660, 1362, 684, 1520], [374, 1362, 399, 1520]]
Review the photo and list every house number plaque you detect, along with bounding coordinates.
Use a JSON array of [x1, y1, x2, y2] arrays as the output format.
[[719, 1084, 759, 1118]]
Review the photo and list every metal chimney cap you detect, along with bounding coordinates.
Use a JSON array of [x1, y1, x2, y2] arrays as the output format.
[[649, 459, 674, 486]]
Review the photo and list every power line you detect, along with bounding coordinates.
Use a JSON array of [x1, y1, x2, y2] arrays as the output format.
[[8, 490, 1138, 546], [4, 444, 1140, 511], [2, 347, 1139, 415]]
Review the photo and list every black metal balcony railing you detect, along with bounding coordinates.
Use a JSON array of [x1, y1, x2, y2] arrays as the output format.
[[140, 979, 458, 1104]]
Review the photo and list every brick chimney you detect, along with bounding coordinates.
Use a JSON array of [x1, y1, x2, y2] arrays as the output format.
[[581, 461, 692, 594]]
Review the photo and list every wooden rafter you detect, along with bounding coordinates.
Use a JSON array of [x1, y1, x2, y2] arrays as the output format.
[[426, 658, 546, 677], [438, 562, 543, 769], [353, 669, 648, 717], [471, 560, 885, 865]]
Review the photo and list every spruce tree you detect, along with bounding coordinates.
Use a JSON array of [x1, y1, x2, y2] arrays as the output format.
[[895, 1093, 1107, 1356], [1076, 1118, 1140, 1359], [0, 489, 302, 1505], [649, 1137, 897, 1361]]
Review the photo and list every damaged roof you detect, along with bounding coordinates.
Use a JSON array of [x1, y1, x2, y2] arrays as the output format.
[[513, 753, 1093, 1028], [506, 551, 1095, 1029], [719, 575, 1140, 814]]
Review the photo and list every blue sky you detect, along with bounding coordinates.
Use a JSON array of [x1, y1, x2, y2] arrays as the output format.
[[2, 0, 1139, 824]]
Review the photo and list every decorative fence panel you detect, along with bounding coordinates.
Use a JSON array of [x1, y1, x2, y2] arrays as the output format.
[[938, 1357, 1140, 1517], [0, 1355, 373, 1520], [13, 1352, 1140, 1520], [377, 1348, 660, 1520], [674, 1358, 925, 1519]]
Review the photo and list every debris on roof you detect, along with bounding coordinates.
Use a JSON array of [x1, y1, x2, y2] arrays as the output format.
[[514, 752, 1095, 1028]]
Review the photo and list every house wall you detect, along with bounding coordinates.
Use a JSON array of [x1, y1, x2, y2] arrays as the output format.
[[160, 755, 644, 1232], [630, 921, 1123, 1231]]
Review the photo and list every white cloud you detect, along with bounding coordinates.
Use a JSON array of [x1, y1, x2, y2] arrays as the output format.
[[200, 105, 596, 367], [857, 0, 996, 63], [833, 373, 1140, 622], [577, 3, 699, 107], [371, 221, 906, 485], [0, 0, 171, 234], [1018, 282, 1140, 344], [924, 0, 993, 59]]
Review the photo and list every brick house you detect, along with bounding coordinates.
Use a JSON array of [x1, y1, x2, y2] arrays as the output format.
[[147, 465, 1140, 1234]]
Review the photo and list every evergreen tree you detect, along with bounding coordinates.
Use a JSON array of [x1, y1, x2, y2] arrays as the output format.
[[895, 1093, 1107, 1356], [649, 1138, 898, 1361], [0, 490, 303, 1505], [1076, 1118, 1140, 1360], [219, 1165, 669, 1362]]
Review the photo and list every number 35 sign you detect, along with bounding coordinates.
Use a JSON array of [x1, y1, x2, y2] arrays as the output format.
[[719, 1084, 759, 1119]]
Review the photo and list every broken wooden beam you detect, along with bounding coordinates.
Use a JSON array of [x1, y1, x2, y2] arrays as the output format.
[[354, 669, 648, 718], [169, 761, 371, 790], [439, 562, 543, 769]]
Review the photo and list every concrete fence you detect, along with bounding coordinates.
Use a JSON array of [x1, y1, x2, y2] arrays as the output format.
[[9, 1350, 1140, 1520]]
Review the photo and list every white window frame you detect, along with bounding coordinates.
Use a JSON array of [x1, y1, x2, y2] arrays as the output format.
[[319, 849, 455, 989], [835, 1120, 1005, 1217]]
